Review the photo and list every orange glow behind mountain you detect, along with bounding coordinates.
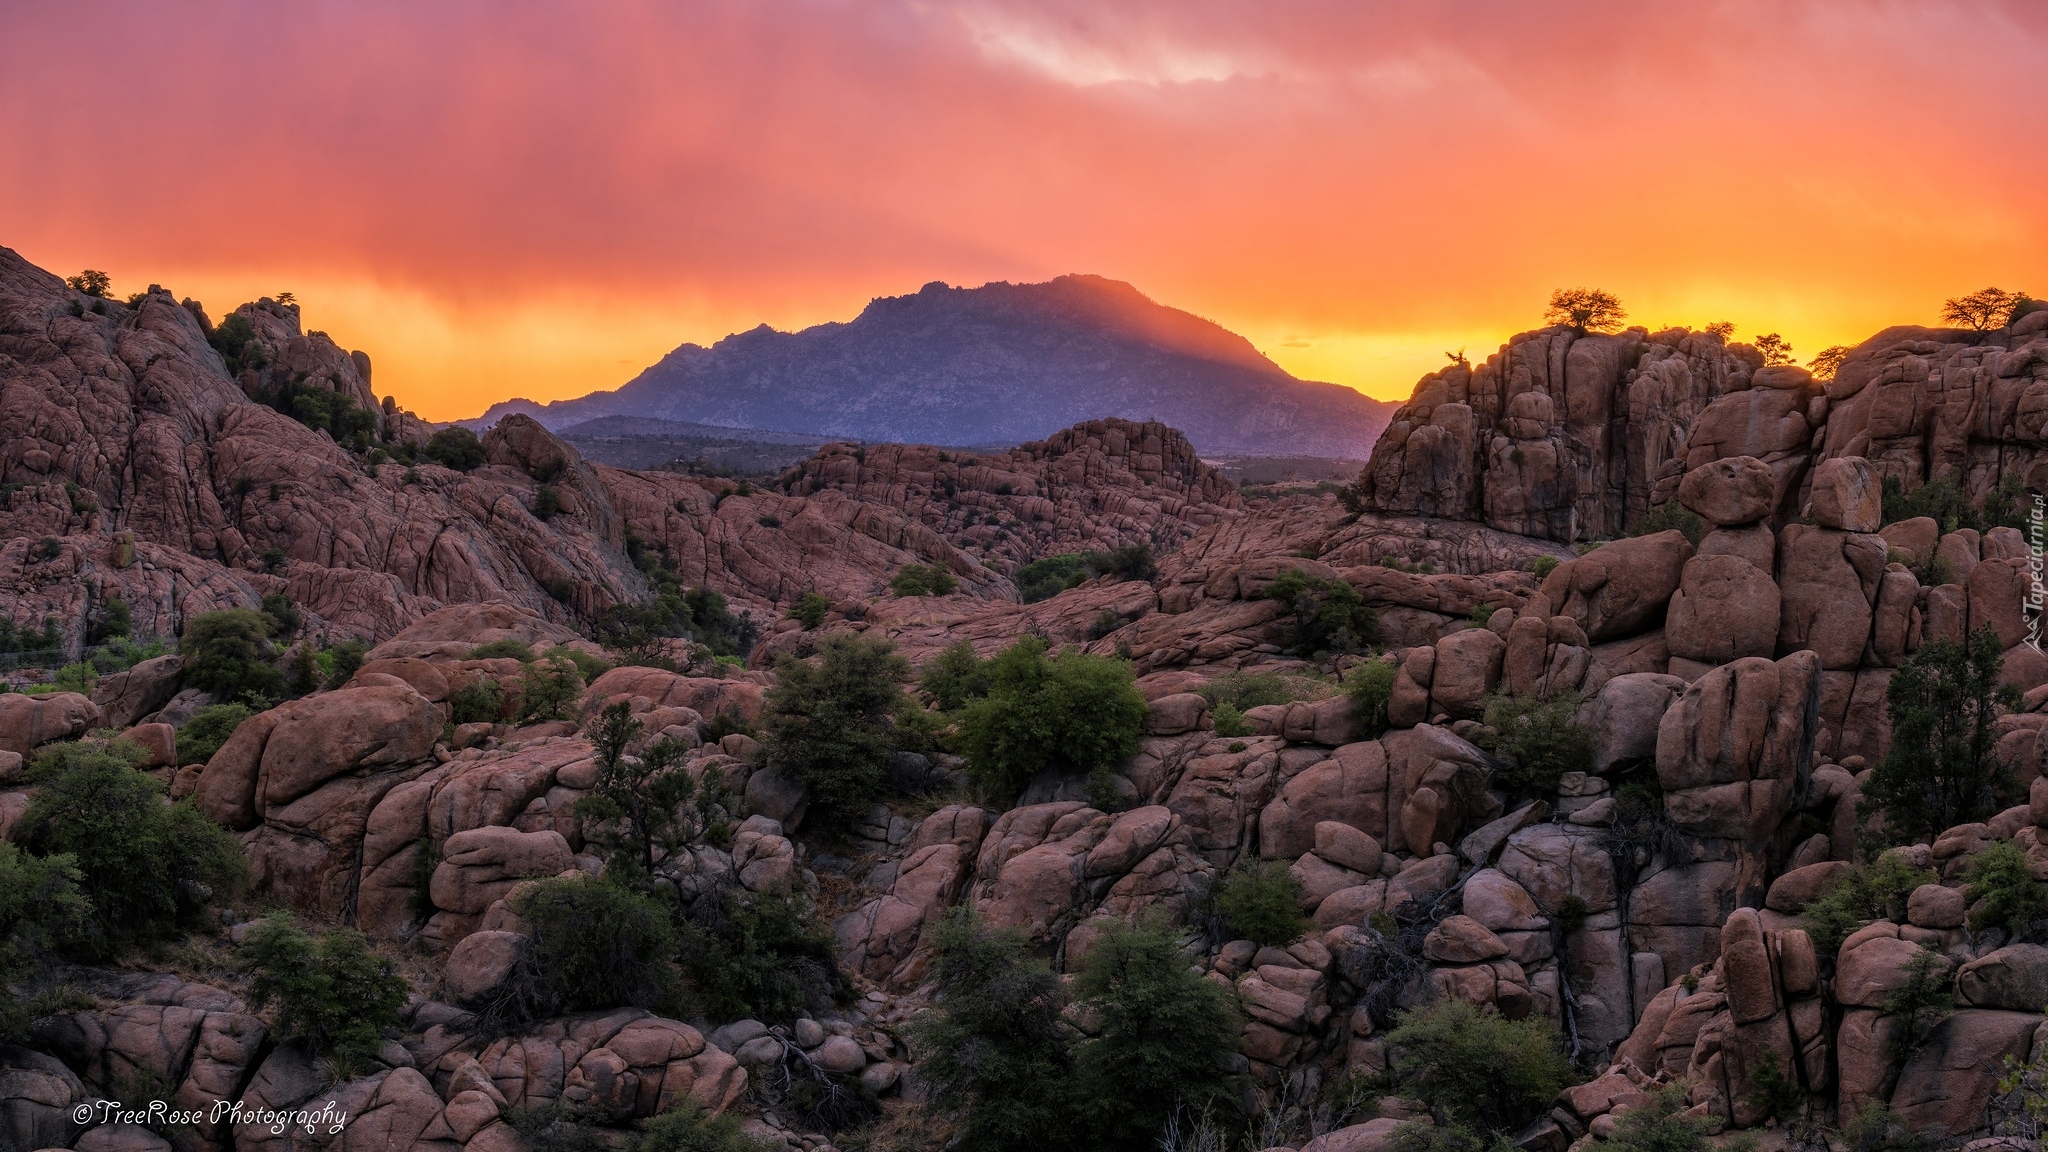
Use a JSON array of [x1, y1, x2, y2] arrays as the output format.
[[3, 2, 2043, 421]]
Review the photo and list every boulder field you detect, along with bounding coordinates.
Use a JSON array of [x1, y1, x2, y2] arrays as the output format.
[[4, 236, 2048, 1151]]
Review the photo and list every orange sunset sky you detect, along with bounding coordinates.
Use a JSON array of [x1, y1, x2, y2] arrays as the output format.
[[3, 1, 2043, 423]]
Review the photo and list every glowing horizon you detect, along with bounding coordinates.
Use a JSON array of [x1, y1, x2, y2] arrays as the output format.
[[4, 1, 2042, 422]]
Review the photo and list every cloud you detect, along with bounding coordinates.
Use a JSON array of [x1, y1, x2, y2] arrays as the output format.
[[1, 0, 2043, 418]]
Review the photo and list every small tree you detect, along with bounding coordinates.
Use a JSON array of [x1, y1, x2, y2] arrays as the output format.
[[673, 886, 842, 1024], [1384, 1000, 1576, 1135], [1800, 851, 1937, 956], [1602, 1083, 1709, 1152], [575, 703, 710, 879], [1211, 859, 1309, 946], [448, 678, 506, 725], [65, 270, 111, 297], [761, 634, 913, 830], [909, 909, 1080, 1152], [239, 915, 408, 1076], [1809, 344, 1853, 381], [424, 426, 488, 471], [1752, 332, 1796, 366], [1861, 625, 2021, 842], [516, 652, 584, 722], [955, 635, 1147, 803], [1882, 946, 1954, 1059], [1543, 288, 1626, 334], [1071, 917, 1242, 1152], [1703, 321, 1736, 339], [1942, 287, 2031, 332], [179, 607, 285, 702]]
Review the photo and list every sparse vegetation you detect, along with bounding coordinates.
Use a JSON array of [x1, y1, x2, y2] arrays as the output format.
[[448, 678, 506, 725], [517, 652, 585, 722], [789, 591, 830, 629], [1882, 946, 1954, 1059], [1942, 287, 2035, 331], [1799, 850, 1937, 956], [1752, 332, 1796, 365], [889, 563, 958, 597], [179, 607, 285, 703], [424, 426, 488, 471], [1626, 501, 1704, 545], [1861, 625, 2021, 842], [1881, 469, 2031, 535], [0, 843, 90, 1042], [1964, 838, 2048, 939]]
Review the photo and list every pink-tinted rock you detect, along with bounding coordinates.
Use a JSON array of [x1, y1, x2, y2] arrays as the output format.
[[1677, 455, 1775, 526]]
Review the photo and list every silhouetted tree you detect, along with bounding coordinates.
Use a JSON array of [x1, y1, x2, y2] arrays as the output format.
[[1544, 288, 1626, 333], [1753, 333, 1796, 366], [1861, 625, 2021, 843], [65, 270, 110, 297], [1809, 345, 1852, 381], [1703, 320, 1736, 339], [1942, 287, 2031, 332]]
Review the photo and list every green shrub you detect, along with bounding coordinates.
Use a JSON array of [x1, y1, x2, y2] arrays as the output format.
[[563, 648, 612, 683], [1211, 703, 1253, 738], [468, 637, 536, 662], [1473, 692, 1591, 792], [1602, 1083, 1709, 1152], [890, 563, 958, 597], [176, 703, 254, 765], [1841, 1104, 1939, 1152], [1196, 670, 1314, 712], [1555, 894, 1590, 935], [0, 843, 91, 1042], [1883, 469, 2032, 534], [1530, 555, 1559, 580], [910, 909, 1079, 1152], [789, 592, 830, 630], [448, 679, 506, 725], [1387, 1122, 1514, 1152], [1744, 1049, 1802, 1122], [675, 886, 843, 1024], [761, 634, 914, 831], [1383, 1000, 1576, 1135], [532, 483, 562, 521], [629, 1101, 777, 1152], [179, 607, 285, 703], [700, 710, 755, 744], [517, 653, 584, 722], [21, 741, 246, 947], [238, 914, 408, 1077], [1070, 916, 1242, 1151], [323, 637, 368, 689], [919, 640, 992, 711], [1800, 851, 1938, 956], [85, 596, 131, 645], [1626, 502, 1705, 545], [955, 636, 1147, 803], [1347, 659, 1398, 736], [424, 426, 487, 471], [1263, 568, 1377, 658], [1085, 543, 1156, 583], [1862, 624, 2021, 842], [1882, 946, 1954, 1058], [484, 876, 682, 1028], [260, 592, 301, 638], [1211, 859, 1308, 946], [1966, 839, 2048, 938], [1015, 553, 1087, 603]]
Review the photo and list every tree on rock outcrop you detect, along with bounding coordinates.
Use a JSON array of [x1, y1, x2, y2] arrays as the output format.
[[1941, 286, 2033, 331], [64, 270, 110, 297], [0, 843, 90, 1042], [1384, 1000, 1576, 1139], [1263, 568, 1377, 658], [577, 702, 716, 879], [1752, 332, 1796, 366], [1809, 344, 1852, 381], [424, 426, 487, 471], [1543, 288, 1626, 334], [1861, 624, 2021, 843]]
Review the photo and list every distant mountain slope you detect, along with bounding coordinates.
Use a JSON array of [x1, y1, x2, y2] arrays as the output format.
[[476, 275, 1395, 456]]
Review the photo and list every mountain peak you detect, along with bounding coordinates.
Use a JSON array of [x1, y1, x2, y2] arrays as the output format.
[[476, 274, 1391, 456]]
